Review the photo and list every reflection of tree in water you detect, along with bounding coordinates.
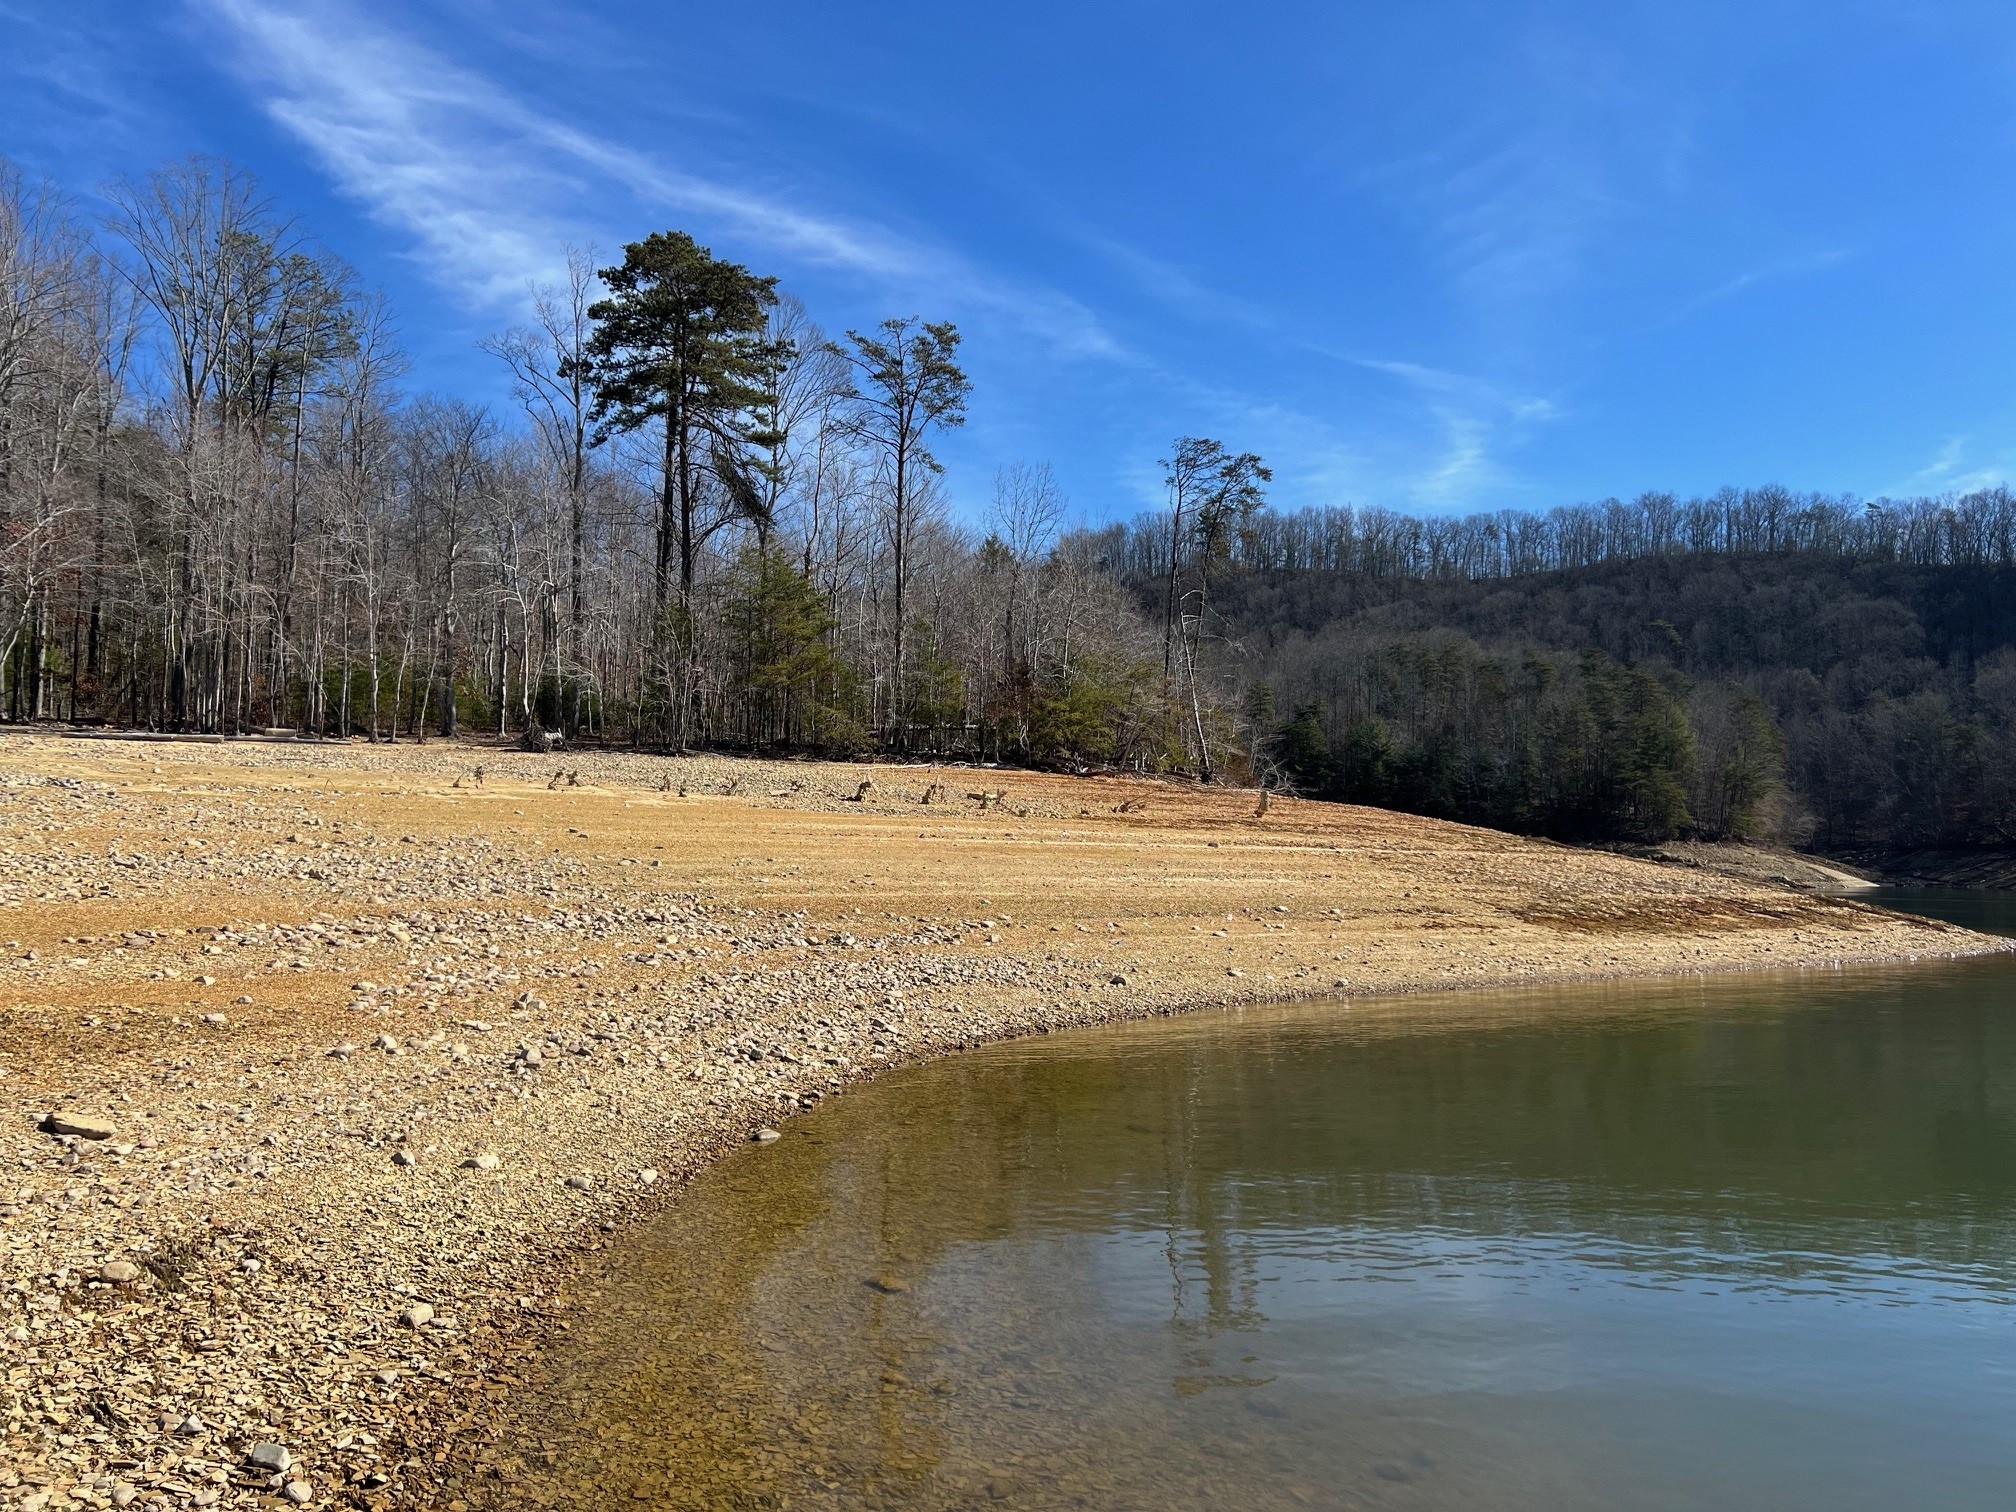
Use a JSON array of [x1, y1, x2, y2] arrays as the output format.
[[1156, 1047, 1269, 1359], [479, 963, 2016, 1509]]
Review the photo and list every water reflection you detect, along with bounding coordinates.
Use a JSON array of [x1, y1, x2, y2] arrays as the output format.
[[486, 959, 2016, 1510], [1861, 884, 2016, 938]]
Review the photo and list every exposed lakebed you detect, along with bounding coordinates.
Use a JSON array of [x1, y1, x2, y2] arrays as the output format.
[[493, 893, 2016, 1510]]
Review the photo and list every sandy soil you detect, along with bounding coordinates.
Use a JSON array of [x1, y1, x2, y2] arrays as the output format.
[[0, 735, 2002, 1511], [1631, 840, 1882, 893]]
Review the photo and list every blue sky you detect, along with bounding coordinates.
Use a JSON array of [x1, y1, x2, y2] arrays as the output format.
[[6, 0, 2016, 523]]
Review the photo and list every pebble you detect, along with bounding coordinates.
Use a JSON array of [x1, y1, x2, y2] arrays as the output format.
[[751, 1127, 782, 1143], [564, 1174, 594, 1191], [283, 1481, 313, 1504], [398, 1302, 435, 1328], [463, 1153, 501, 1170], [200, 1012, 226, 1024], [374, 1033, 400, 1052], [392, 1149, 418, 1167], [98, 1259, 141, 1284], [638, 1168, 659, 1185]]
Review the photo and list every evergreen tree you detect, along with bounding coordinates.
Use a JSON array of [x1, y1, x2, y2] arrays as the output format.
[[721, 543, 854, 749], [573, 232, 783, 607], [1272, 703, 1332, 791]]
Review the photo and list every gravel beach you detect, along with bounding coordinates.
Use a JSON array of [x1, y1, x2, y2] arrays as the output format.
[[1, 735, 2000, 1511]]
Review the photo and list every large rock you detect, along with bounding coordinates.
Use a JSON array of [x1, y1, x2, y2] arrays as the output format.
[[41, 1111, 115, 1140], [246, 1443, 292, 1474]]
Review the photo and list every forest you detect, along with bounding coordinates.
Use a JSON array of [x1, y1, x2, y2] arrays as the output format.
[[1061, 487, 2013, 854], [5, 154, 2014, 859], [1205, 548, 2016, 855], [0, 156, 1175, 767]]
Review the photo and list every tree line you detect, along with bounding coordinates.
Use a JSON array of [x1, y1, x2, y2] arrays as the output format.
[[6, 152, 2011, 858], [0, 156, 1187, 767], [1084, 483, 2016, 582], [1211, 556, 2016, 854]]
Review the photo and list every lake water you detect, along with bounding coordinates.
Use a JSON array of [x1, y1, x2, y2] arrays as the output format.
[[495, 890, 2016, 1510]]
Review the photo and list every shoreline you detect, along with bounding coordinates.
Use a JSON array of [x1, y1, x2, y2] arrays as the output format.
[[1, 736, 2005, 1512]]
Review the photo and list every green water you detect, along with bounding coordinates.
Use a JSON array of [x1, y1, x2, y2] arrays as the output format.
[[1860, 884, 2016, 938], [495, 923, 2016, 1510]]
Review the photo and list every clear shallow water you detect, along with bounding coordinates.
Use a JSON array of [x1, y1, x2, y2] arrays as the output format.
[[493, 940, 2016, 1510]]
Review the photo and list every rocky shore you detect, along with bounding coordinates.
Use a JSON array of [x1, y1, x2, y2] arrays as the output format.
[[1, 735, 2002, 1511]]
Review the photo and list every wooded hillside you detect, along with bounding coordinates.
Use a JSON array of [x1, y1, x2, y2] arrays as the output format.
[[1091, 497, 2016, 853], [6, 154, 2013, 858]]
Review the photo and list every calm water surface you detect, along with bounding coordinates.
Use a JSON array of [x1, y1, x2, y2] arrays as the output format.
[[499, 900, 2016, 1510], [1861, 884, 2016, 937]]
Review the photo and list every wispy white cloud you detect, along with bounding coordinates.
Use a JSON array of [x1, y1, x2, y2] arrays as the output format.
[[1293, 346, 1561, 505], [1894, 433, 2010, 496], [195, 0, 915, 298], [188, 0, 1564, 510], [1067, 227, 1282, 333], [1634, 247, 1855, 337], [0, 1, 162, 162], [1098, 354, 1542, 518], [192, 0, 1120, 359], [1059, 221, 1563, 507], [1425, 133, 1628, 311]]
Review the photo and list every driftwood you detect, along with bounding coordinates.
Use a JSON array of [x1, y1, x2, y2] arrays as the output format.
[[519, 725, 559, 754]]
